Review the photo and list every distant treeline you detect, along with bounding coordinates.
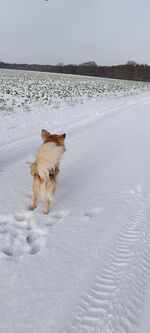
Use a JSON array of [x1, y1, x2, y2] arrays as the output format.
[[0, 61, 150, 82]]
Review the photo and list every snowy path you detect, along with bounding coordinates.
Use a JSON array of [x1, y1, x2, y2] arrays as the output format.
[[1, 92, 150, 332]]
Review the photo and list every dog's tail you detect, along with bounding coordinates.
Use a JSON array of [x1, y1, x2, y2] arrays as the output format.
[[30, 162, 37, 176], [29, 161, 51, 182]]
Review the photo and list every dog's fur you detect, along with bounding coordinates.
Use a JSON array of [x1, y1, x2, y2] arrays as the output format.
[[29, 129, 66, 214]]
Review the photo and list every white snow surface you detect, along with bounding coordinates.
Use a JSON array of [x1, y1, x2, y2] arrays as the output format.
[[1, 87, 150, 332]]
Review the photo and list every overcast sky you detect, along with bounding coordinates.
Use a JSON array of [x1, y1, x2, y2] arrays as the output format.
[[0, 0, 150, 66]]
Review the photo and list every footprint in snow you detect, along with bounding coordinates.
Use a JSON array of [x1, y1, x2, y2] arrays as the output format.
[[124, 185, 143, 198], [44, 210, 71, 227], [0, 211, 46, 259], [83, 207, 103, 219], [0, 209, 71, 260], [26, 233, 41, 255]]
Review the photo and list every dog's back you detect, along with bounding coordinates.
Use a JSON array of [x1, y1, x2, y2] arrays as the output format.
[[35, 142, 64, 182]]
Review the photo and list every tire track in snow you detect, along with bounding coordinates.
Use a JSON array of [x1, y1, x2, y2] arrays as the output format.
[[63, 191, 150, 333]]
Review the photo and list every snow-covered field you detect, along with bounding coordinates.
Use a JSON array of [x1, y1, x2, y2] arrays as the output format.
[[1, 70, 150, 333], [1, 69, 150, 111]]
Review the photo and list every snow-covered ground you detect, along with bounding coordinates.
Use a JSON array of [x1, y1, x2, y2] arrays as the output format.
[[1, 71, 150, 333]]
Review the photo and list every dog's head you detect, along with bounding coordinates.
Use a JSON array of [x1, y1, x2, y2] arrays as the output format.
[[41, 129, 66, 146]]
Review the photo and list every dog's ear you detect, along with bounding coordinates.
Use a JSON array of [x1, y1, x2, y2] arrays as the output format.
[[57, 133, 66, 139], [57, 133, 66, 145], [41, 129, 51, 142]]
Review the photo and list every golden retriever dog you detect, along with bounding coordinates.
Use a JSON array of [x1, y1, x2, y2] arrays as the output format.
[[29, 129, 66, 214]]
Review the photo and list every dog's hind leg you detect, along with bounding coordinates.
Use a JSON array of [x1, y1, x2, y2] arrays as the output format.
[[43, 177, 56, 214], [43, 198, 51, 214], [30, 192, 38, 211], [30, 176, 39, 210]]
